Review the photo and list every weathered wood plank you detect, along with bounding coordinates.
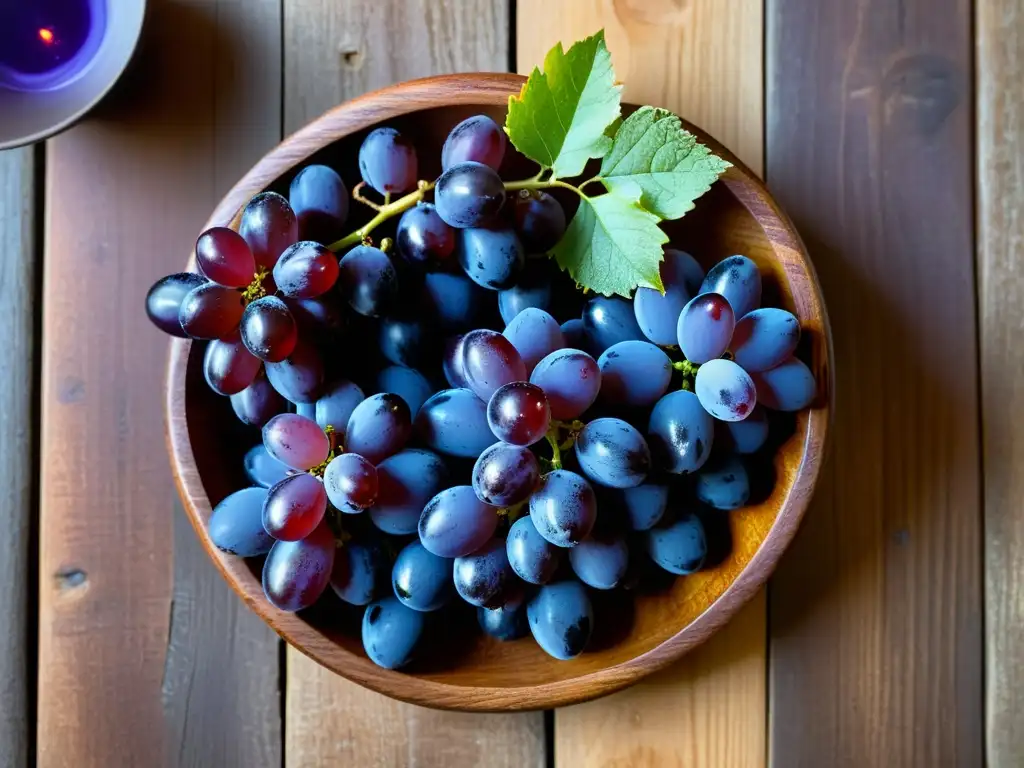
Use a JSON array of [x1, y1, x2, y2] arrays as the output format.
[[516, 3, 767, 766], [766, 0, 983, 765], [38, 1, 283, 765], [978, 1, 1024, 764], [282, 2, 543, 764], [0, 146, 36, 768]]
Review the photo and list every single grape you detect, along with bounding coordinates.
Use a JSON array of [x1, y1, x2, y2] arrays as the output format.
[[613, 483, 669, 531], [323, 453, 378, 513], [331, 534, 388, 606], [435, 161, 506, 229], [145, 272, 207, 337], [285, 294, 346, 339], [750, 356, 816, 411], [646, 514, 707, 574], [231, 374, 287, 427], [345, 393, 412, 465], [442, 335, 470, 388], [582, 296, 645, 355], [442, 114, 506, 171], [289, 164, 349, 244], [453, 537, 514, 608], [272, 241, 339, 299], [457, 227, 525, 290], [414, 388, 495, 459], [396, 202, 455, 267], [575, 418, 651, 489], [420, 271, 484, 330], [178, 282, 244, 340], [370, 449, 449, 535], [527, 581, 593, 660], [262, 412, 330, 470], [203, 336, 262, 396], [569, 534, 629, 590], [262, 520, 335, 612], [513, 190, 566, 252], [239, 295, 298, 362], [486, 382, 550, 446], [503, 307, 565, 374], [529, 469, 597, 547], [208, 487, 273, 556], [338, 245, 397, 317], [647, 390, 715, 474], [529, 348, 601, 421], [699, 254, 762, 318], [243, 444, 291, 488], [471, 442, 540, 506], [379, 316, 434, 369], [477, 588, 529, 641], [694, 358, 757, 421], [597, 340, 672, 407], [418, 485, 498, 558], [239, 191, 299, 270], [265, 340, 324, 404], [375, 366, 433, 417], [195, 227, 256, 289], [559, 319, 586, 350], [730, 308, 801, 372], [461, 329, 528, 401], [362, 596, 425, 669], [506, 515, 561, 584], [392, 540, 454, 612], [677, 293, 735, 364], [314, 379, 365, 437], [696, 455, 750, 510], [498, 262, 553, 325], [358, 127, 418, 195], [632, 249, 703, 346], [717, 405, 770, 454], [262, 472, 328, 541]]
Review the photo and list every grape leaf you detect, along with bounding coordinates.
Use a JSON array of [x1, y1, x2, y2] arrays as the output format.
[[506, 31, 621, 178], [551, 191, 668, 298], [599, 107, 731, 220]]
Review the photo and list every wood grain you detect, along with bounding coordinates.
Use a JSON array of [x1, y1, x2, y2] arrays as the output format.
[[766, 0, 983, 765], [978, 1, 1024, 764], [38, 1, 283, 765], [0, 146, 36, 768], [515, 3, 769, 765]]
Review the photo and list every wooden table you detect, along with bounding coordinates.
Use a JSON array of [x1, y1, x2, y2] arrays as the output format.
[[0, 0, 1012, 765]]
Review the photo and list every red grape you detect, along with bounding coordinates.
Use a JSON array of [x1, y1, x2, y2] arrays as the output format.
[[323, 453, 378, 513], [262, 520, 335, 612], [460, 329, 528, 401], [203, 335, 262, 396], [240, 296, 298, 362], [231, 374, 287, 427], [195, 227, 256, 288], [145, 272, 205, 337], [264, 340, 324, 404], [273, 241, 339, 298], [239, 191, 298, 270], [486, 382, 551, 446], [262, 413, 330, 470], [262, 472, 328, 541], [178, 282, 244, 340]]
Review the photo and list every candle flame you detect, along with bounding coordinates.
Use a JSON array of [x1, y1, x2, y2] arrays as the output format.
[[38, 28, 55, 45]]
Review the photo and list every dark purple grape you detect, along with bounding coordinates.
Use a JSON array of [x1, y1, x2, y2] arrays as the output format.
[[391, 540, 454, 612], [477, 588, 529, 641], [730, 308, 801, 372], [435, 161, 506, 229], [569, 533, 629, 590], [751, 357, 816, 411], [717, 405, 769, 454], [285, 294, 346, 338], [597, 340, 672, 408], [527, 581, 593, 660], [646, 514, 707, 575], [289, 164, 349, 244], [370, 449, 449, 535], [376, 366, 432, 417], [614, 483, 669, 531], [396, 202, 455, 267], [420, 272, 484, 331], [145, 272, 207, 337], [503, 307, 565, 374], [498, 261, 553, 325], [243, 444, 291, 488], [574, 418, 651, 489], [442, 115, 506, 171], [203, 336, 262, 396], [265, 340, 324, 404], [262, 520, 335, 612], [208, 487, 273, 557], [513, 190, 566, 252], [273, 241, 339, 299], [559, 319, 585, 350], [362, 596, 425, 669], [358, 127, 418, 195], [696, 455, 750, 510], [530, 348, 601, 421], [472, 442, 540, 506], [231, 375, 287, 427], [262, 413, 330, 470], [442, 335, 470, 388], [529, 470, 597, 547], [647, 390, 715, 474], [633, 249, 703, 346], [414, 388, 495, 459], [453, 537, 514, 608], [677, 293, 735, 364], [506, 515, 560, 584], [338, 245, 397, 317], [323, 453, 378, 513], [240, 295, 297, 363], [345, 393, 412, 465], [461, 329, 528, 401], [486, 382, 550, 446], [314, 379, 365, 437], [418, 485, 498, 558], [699, 255, 762, 318], [195, 227, 256, 288], [694, 358, 757, 421], [457, 227, 525, 290], [331, 535, 387, 606], [582, 296, 645, 355], [178, 282, 244, 340], [262, 472, 328, 541], [379, 316, 434, 369], [239, 191, 299, 270]]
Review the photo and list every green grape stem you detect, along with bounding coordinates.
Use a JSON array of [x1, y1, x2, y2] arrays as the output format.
[[544, 428, 563, 471]]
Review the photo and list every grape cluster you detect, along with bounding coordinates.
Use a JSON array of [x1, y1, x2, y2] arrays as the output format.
[[146, 113, 816, 671]]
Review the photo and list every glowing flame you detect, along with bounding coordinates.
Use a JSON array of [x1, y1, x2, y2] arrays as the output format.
[[38, 28, 55, 45]]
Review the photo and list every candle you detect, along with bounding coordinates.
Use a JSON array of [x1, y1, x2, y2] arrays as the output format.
[[0, 0, 108, 92]]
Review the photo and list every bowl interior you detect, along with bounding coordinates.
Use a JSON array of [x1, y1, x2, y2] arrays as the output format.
[[171, 83, 828, 709]]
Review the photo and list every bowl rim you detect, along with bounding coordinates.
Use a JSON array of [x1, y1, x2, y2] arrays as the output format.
[[165, 72, 832, 712]]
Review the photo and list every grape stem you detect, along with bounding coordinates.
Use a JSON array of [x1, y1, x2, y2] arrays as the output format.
[[672, 359, 700, 391], [544, 428, 563, 471], [504, 177, 590, 200], [329, 180, 435, 252]]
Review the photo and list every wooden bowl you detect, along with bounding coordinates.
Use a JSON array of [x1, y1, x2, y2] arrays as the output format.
[[165, 73, 831, 712]]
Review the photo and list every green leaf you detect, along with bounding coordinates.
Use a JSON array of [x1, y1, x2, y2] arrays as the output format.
[[506, 31, 621, 178], [599, 107, 731, 220], [551, 191, 668, 298]]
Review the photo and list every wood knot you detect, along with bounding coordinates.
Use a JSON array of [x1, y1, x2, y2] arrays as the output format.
[[55, 567, 88, 594], [613, 0, 690, 26], [882, 53, 960, 136]]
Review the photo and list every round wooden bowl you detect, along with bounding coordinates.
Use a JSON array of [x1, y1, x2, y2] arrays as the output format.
[[165, 73, 831, 712]]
